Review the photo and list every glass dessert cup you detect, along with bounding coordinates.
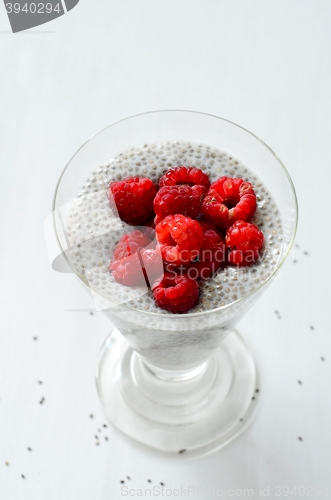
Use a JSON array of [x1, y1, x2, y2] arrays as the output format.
[[53, 111, 298, 457]]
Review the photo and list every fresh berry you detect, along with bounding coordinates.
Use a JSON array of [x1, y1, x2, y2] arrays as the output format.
[[201, 177, 256, 231], [181, 221, 227, 279], [225, 220, 264, 266], [159, 166, 210, 190], [111, 229, 161, 286], [155, 214, 204, 266], [110, 248, 162, 286], [108, 177, 156, 225], [152, 273, 199, 313], [153, 185, 204, 224], [110, 253, 142, 286], [113, 230, 152, 261]]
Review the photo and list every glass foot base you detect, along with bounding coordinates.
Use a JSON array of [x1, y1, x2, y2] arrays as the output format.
[[95, 329, 258, 458]]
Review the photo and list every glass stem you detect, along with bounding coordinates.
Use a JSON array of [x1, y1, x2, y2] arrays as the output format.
[[141, 359, 208, 382]]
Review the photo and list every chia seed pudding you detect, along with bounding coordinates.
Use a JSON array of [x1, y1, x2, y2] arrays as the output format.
[[64, 141, 283, 314]]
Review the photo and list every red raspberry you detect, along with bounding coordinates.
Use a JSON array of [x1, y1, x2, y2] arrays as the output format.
[[152, 273, 199, 313], [110, 248, 162, 287], [155, 214, 204, 266], [113, 230, 152, 261], [182, 221, 227, 279], [159, 166, 210, 189], [153, 185, 205, 224], [110, 253, 143, 286], [108, 177, 156, 225], [110, 229, 161, 286], [201, 177, 256, 231], [225, 221, 264, 266]]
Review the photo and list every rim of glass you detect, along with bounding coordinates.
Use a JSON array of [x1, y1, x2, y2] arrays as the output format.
[[53, 109, 298, 318]]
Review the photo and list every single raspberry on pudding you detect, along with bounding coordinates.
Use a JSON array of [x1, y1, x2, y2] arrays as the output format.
[[108, 176, 156, 225], [201, 177, 256, 231], [113, 230, 152, 261], [110, 253, 143, 286], [182, 221, 227, 279], [110, 248, 162, 287], [225, 220, 264, 266], [153, 185, 204, 224], [111, 229, 161, 286], [155, 214, 204, 266], [159, 166, 210, 190], [152, 273, 199, 313]]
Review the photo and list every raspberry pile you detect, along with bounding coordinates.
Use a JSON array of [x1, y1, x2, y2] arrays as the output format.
[[225, 221, 264, 266], [108, 166, 264, 313], [109, 177, 156, 225]]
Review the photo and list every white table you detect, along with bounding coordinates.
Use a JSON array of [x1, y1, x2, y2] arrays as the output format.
[[0, 1, 330, 498]]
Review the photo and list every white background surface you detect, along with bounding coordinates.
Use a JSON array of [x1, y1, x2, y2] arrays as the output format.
[[0, 1, 330, 499]]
